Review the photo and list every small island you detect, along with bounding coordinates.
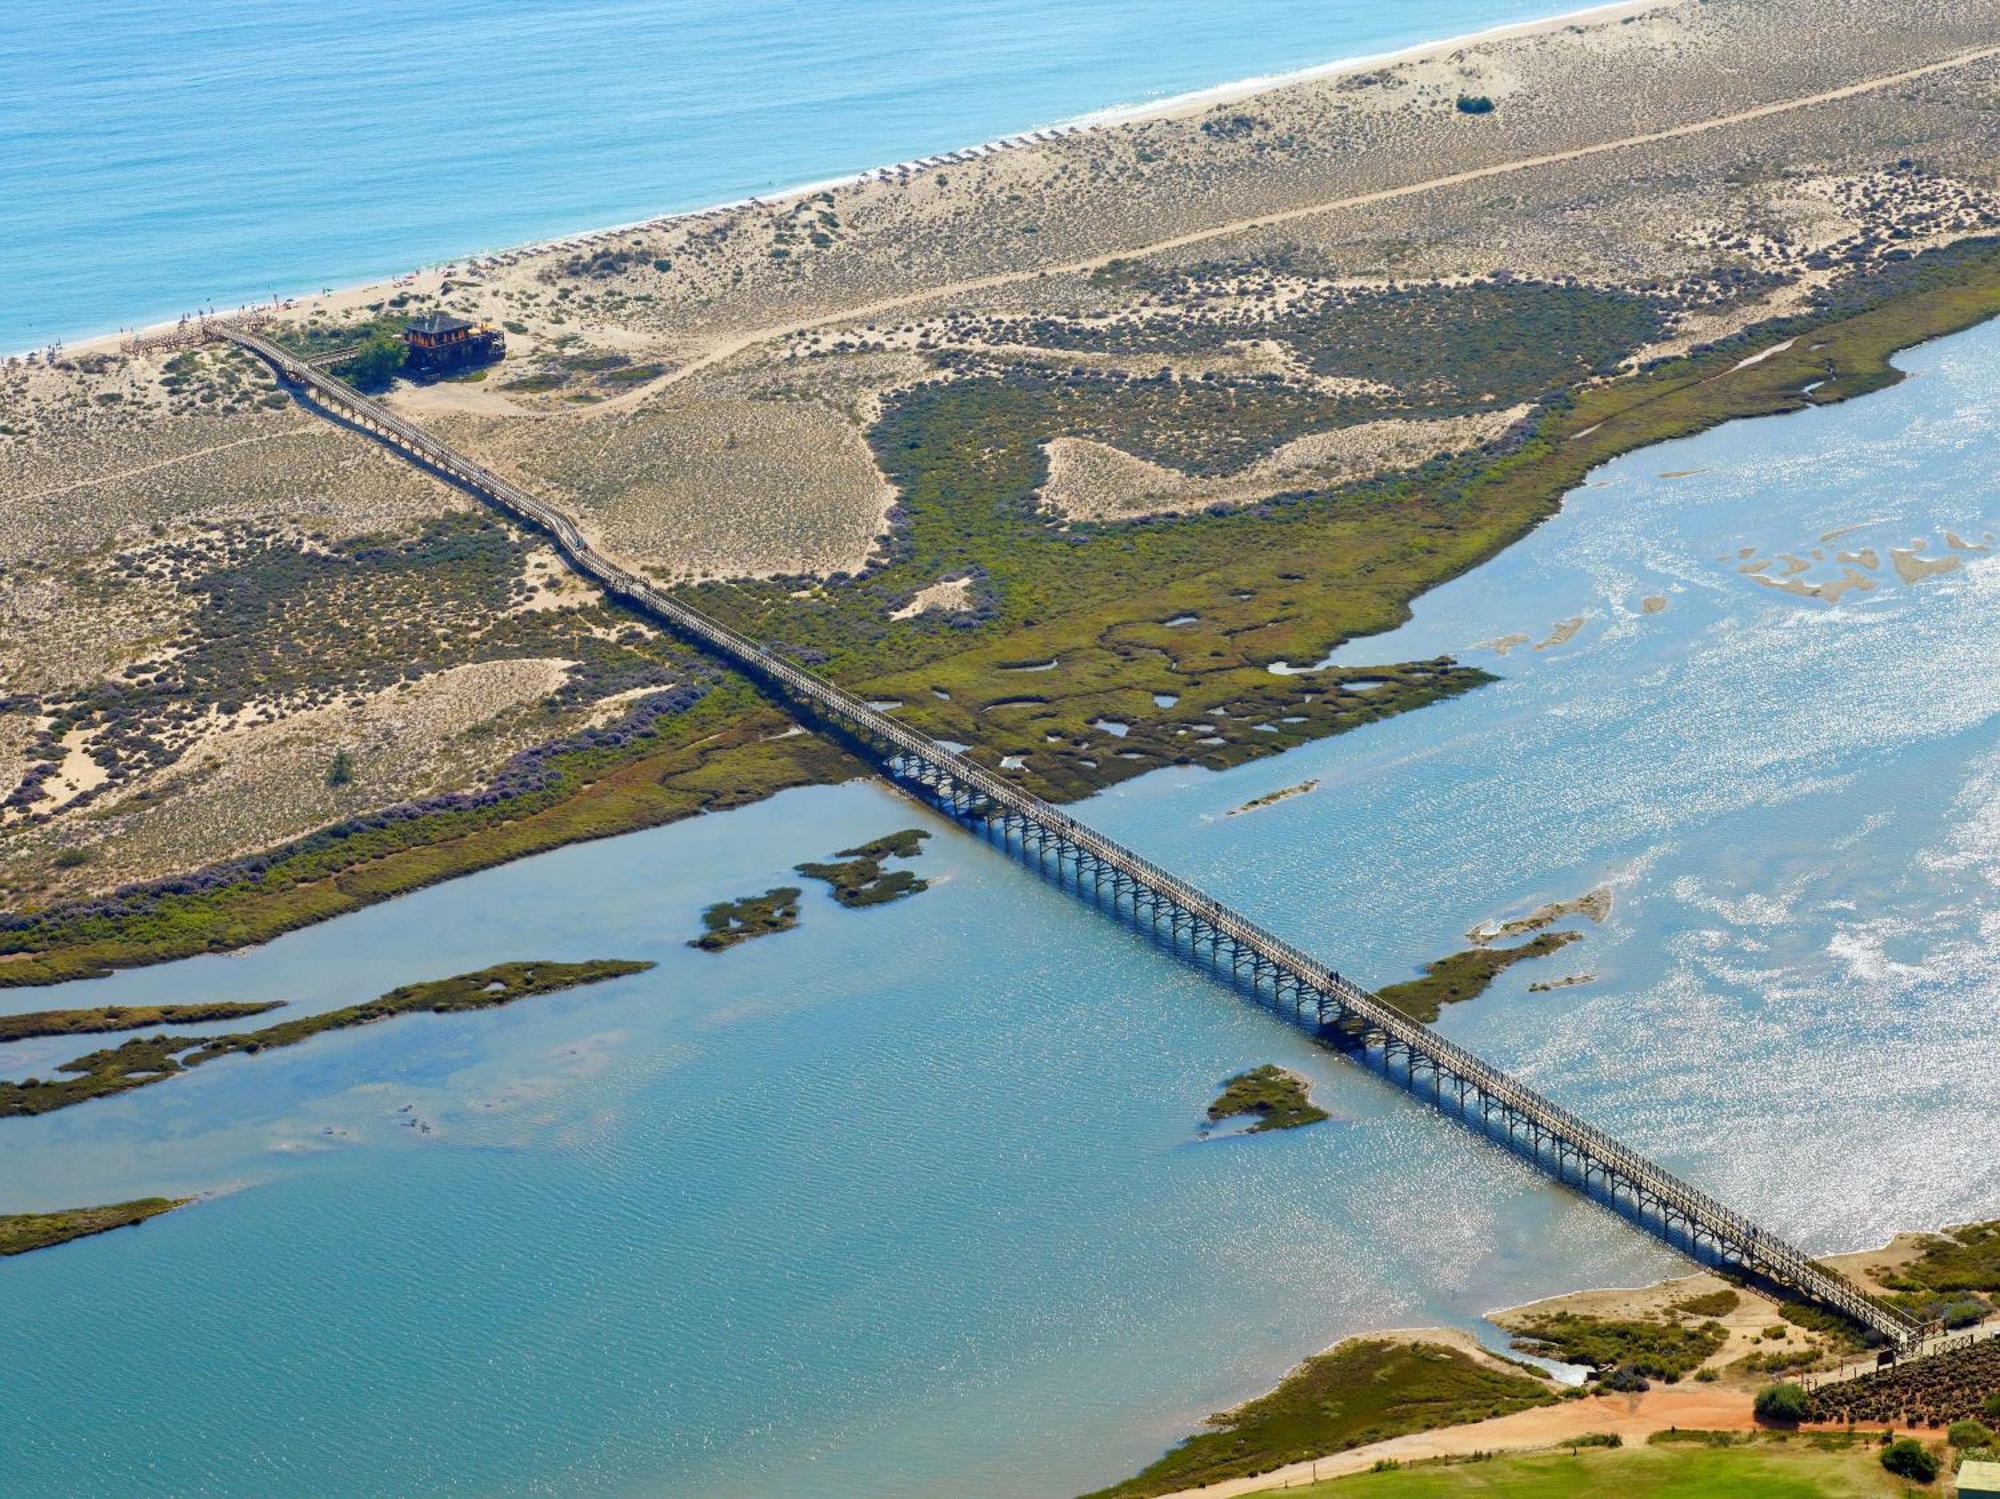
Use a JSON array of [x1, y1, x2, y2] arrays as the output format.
[[1466, 888, 1610, 946], [796, 828, 931, 907], [1376, 931, 1581, 1023], [690, 887, 802, 951], [0, 959, 652, 1118], [1, 1196, 190, 1256], [0, 1001, 283, 1045], [1206, 1064, 1329, 1133], [1529, 972, 1596, 992], [1227, 779, 1319, 817]]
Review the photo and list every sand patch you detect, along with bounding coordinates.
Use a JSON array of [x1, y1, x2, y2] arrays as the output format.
[[1468, 888, 1611, 946], [1640, 595, 1668, 614], [1728, 337, 1798, 371], [1039, 406, 1529, 522], [489, 391, 898, 580], [1534, 616, 1585, 651], [1890, 543, 1963, 584], [1753, 567, 1877, 603], [13, 658, 571, 896], [890, 575, 974, 619]]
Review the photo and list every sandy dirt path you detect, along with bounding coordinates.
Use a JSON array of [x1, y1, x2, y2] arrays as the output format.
[[1146, 1383, 1767, 1499], [631, 39, 2000, 408]]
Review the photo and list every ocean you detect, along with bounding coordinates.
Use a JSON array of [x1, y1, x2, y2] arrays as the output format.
[[6, 0, 1573, 354]]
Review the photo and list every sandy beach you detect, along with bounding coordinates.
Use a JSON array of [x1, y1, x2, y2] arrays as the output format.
[[54, 0, 1662, 363]]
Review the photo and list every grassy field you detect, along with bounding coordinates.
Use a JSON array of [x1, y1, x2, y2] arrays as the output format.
[[1245, 1441, 1915, 1498]]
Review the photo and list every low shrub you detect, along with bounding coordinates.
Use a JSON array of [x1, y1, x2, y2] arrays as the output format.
[[1879, 1437, 1938, 1482], [1949, 1418, 1994, 1449], [1754, 1382, 1810, 1425]]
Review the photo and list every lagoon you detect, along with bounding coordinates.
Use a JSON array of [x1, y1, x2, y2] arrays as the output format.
[[3, 307, 1999, 1498]]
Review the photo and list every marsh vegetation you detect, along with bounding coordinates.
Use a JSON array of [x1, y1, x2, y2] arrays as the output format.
[[1205, 1064, 1329, 1133], [0, 960, 649, 1116]]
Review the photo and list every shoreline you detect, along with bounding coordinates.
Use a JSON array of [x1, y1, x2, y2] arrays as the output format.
[[1134, 1216, 1984, 1499], [41, 0, 1658, 362]]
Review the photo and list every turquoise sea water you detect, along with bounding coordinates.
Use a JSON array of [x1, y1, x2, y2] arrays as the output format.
[[4, 317, 1997, 1495], [0, 0, 1569, 353]]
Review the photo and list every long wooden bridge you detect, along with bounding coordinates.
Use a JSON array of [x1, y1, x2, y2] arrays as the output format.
[[217, 322, 1920, 1349]]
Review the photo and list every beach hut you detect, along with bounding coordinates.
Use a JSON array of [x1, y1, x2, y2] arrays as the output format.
[[401, 313, 504, 377]]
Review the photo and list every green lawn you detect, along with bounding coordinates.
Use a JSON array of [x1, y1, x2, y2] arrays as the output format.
[[1251, 1443, 1915, 1499]]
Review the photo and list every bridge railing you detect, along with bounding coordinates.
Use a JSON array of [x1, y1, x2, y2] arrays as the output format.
[[217, 326, 1917, 1346]]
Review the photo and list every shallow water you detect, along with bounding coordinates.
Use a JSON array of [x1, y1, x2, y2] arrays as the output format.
[[3, 324, 1998, 1495], [1, 0, 1568, 352]]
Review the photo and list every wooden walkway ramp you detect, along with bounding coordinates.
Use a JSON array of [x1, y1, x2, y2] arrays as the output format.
[[217, 324, 1920, 1350]]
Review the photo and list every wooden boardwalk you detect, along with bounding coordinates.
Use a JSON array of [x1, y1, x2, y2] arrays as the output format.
[[217, 324, 1921, 1350]]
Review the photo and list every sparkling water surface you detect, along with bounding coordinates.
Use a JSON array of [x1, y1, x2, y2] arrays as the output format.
[[1, 0, 1570, 352], [4, 320, 1997, 1496]]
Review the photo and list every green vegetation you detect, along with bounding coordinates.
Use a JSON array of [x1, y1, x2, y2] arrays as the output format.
[[2, 680, 859, 987], [1240, 1438, 1909, 1497], [1672, 1289, 1742, 1319], [1778, 1300, 1871, 1350], [1082, 1339, 1556, 1499], [1455, 95, 1495, 115], [794, 828, 931, 907], [1882, 1221, 2000, 1297], [334, 333, 407, 392], [0, 960, 649, 1117], [1877, 1437, 1937, 1483], [1376, 933, 1581, 1023], [1807, 1333, 2000, 1429], [327, 749, 355, 787], [0, 1197, 189, 1256], [690, 888, 801, 951], [267, 310, 411, 360], [1507, 1311, 1727, 1384], [0, 1001, 282, 1044], [1206, 1064, 1330, 1132], [1948, 1418, 1994, 1450], [1757, 1382, 1812, 1424], [1941, 1298, 1988, 1328], [18, 243, 2000, 991]]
